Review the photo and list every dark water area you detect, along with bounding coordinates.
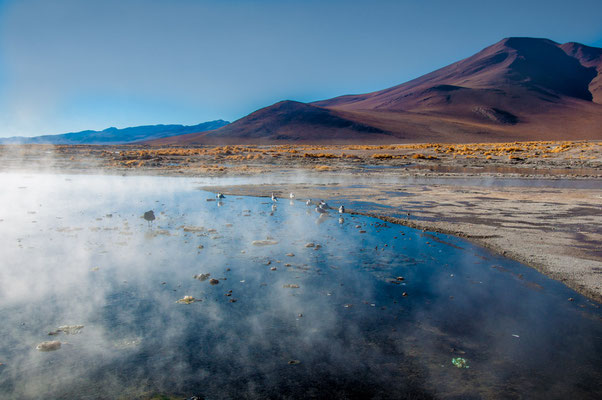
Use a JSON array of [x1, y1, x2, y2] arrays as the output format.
[[0, 174, 600, 399]]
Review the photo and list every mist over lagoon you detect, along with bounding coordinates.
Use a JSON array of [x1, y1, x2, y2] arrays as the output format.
[[0, 173, 600, 399]]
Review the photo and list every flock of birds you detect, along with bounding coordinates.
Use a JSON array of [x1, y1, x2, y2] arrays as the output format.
[[144, 192, 346, 227], [215, 192, 346, 215]]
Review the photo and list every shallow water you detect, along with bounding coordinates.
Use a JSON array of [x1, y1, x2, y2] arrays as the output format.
[[0, 173, 600, 399]]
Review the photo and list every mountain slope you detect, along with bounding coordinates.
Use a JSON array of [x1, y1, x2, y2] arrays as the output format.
[[0, 120, 229, 145], [150, 101, 392, 145], [313, 37, 599, 118], [140, 38, 602, 145]]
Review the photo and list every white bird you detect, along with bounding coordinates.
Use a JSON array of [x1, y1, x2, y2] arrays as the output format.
[[306, 199, 312, 206], [339, 205, 345, 214], [216, 193, 225, 199], [271, 193, 278, 202], [289, 193, 295, 199], [315, 206, 328, 214]]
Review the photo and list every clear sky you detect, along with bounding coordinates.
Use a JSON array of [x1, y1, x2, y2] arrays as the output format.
[[0, 0, 601, 137]]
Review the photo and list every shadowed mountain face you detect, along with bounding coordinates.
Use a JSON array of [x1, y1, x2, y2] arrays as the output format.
[[155, 38, 602, 145], [0, 120, 229, 145], [151, 101, 391, 145], [560, 42, 602, 103]]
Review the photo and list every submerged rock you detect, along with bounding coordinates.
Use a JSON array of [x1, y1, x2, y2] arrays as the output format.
[[452, 357, 469, 368], [57, 325, 84, 335], [283, 284, 300, 288], [182, 226, 205, 232], [193, 273, 210, 281], [176, 295, 198, 304], [36, 341, 61, 352], [252, 239, 279, 246], [113, 337, 142, 349], [304, 242, 315, 248], [209, 279, 220, 285]]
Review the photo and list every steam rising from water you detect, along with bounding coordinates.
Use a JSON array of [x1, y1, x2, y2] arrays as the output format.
[[0, 173, 600, 399]]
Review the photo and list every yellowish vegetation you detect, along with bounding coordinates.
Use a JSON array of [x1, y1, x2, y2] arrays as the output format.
[[101, 140, 599, 170]]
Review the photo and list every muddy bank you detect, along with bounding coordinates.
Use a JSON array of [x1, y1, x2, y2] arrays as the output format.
[[200, 183, 602, 303]]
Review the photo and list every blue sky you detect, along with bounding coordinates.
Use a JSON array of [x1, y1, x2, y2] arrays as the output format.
[[1, 0, 601, 137]]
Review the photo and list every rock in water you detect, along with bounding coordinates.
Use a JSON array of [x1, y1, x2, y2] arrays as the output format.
[[36, 341, 61, 352], [252, 239, 278, 246], [193, 273, 211, 281], [57, 325, 84, 335], [176, 295, 197, 304]]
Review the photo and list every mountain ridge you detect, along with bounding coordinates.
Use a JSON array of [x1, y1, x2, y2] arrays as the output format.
[[0, 120, 229, 145], [153, 37, 602, 145]]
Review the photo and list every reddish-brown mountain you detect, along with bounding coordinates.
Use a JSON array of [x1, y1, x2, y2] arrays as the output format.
[[151, 37, 602, 145]]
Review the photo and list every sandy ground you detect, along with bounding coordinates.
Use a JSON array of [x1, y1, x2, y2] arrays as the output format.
[[1, 141, 601, 302]]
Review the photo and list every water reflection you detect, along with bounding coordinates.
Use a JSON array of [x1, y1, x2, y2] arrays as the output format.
[[0, 173, 600, 399]]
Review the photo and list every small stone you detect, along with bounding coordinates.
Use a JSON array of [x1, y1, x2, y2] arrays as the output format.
[[253, 240, 279, 246], [209, 279, 219, 285], [57, 325, 84, 335], [194, 273, 211, 281], [176, 295, 198, 304], [36, 341, 61, 352]]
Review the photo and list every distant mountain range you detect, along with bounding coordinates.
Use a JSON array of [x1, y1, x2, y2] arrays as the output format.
[[0, 120, 229, 144], [150, 37, 602, 145]]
